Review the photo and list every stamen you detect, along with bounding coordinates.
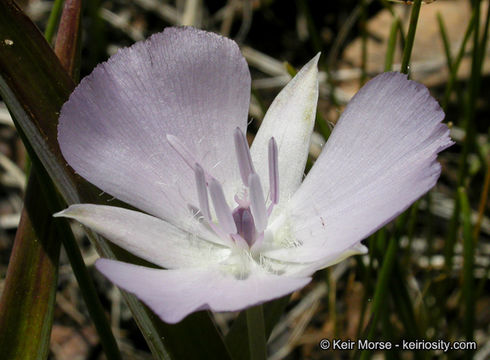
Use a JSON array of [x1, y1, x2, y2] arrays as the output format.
[[209, 178, 237, 234], [268, 137, 279, 205], [194, 163, 211, 221], [248, 173, 267, 233], [167, 134, 198, 171], [234, 127, 255, 186]]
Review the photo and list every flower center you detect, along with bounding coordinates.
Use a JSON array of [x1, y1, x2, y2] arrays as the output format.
[[167, 128, 279, 249]]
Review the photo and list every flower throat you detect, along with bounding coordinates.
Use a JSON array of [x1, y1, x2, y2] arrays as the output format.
[[167, 128, 278, 248]]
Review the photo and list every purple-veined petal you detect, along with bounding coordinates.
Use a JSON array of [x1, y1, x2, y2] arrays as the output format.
[[96, 259, 311, 323], [250, 54, 319, 201], [55, 204, 231, 268], [270, 72, 452, 262], [58, 27, 250, 230]]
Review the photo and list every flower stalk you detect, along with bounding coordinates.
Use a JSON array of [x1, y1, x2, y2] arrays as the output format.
[[246, 305, 267, 360]]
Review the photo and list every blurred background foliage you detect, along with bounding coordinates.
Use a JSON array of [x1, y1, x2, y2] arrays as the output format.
[[0, 0, 488, 359]]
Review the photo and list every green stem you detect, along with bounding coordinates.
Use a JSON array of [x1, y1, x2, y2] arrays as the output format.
[[360, 0, 368, 85], [246, 305, 267, 360], [437, 13, 454, 72], [458, 188, 475, 359], [384, 17, 400, 72], [400, 0, 423, 75], [44, 0, 65, 44], [441, 9, 476, 111], [358, 235, 398, 360], [445, 0, 481, 272]]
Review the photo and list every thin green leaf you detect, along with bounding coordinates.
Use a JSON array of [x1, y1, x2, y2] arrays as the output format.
[[355, 213, 409, 360], [44, 0, 64, 44], [445, 0, 482, 273], [458, 187, 475, 358], [226, 296, 290, 360], [384, 17, 399, 72], [437, 13, 454, 72], [246, 305, 267, 360], [360, 0, 368, 85], [0, 169, 61, 360], [441, 9, 475, 111], [400, 0, 423, 75], [357, 236, 398, 360]]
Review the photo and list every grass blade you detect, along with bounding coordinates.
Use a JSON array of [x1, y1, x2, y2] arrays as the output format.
[[400, 0, 423, 74], [0, 169, 61, 360], [458, 187, 475, 358], [246, 305, 267, 360], [44, 0, 64, 44]]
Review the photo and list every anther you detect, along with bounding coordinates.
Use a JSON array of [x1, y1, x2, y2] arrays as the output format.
[[268, 137, 279, 205], [234, 127, 255, 186], [248, 173, 267, 233], [209, 178, 237, 234], [194, 163, 211, 221]]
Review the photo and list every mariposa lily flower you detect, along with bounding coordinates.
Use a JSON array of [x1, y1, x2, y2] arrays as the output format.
[[55, 27, 452, 324]]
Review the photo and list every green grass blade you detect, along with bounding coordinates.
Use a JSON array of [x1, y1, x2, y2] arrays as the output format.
[[246, 305, 267, 360], [357, 235, 398, 360], [360, 0, 368, 85], [400, 0, 423, 75], [458, 188, 475, 358], [437, 13, 454, 72], [384, 17, 400, 72], [445, 0, 482, 273], [44, 0, 64, 44], [226, 296, 290, 360], [478, 0, 490, 72], [0, 168, 61, 360], [442, 9, 476, 110]]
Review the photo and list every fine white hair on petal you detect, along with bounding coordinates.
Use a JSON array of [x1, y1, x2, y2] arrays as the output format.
[[55, 204, 231, 268], [272, 72, 453, 263], [58, 27, 251, 235], [96, 259, 311, 324], [261, 242, 368, 277]]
